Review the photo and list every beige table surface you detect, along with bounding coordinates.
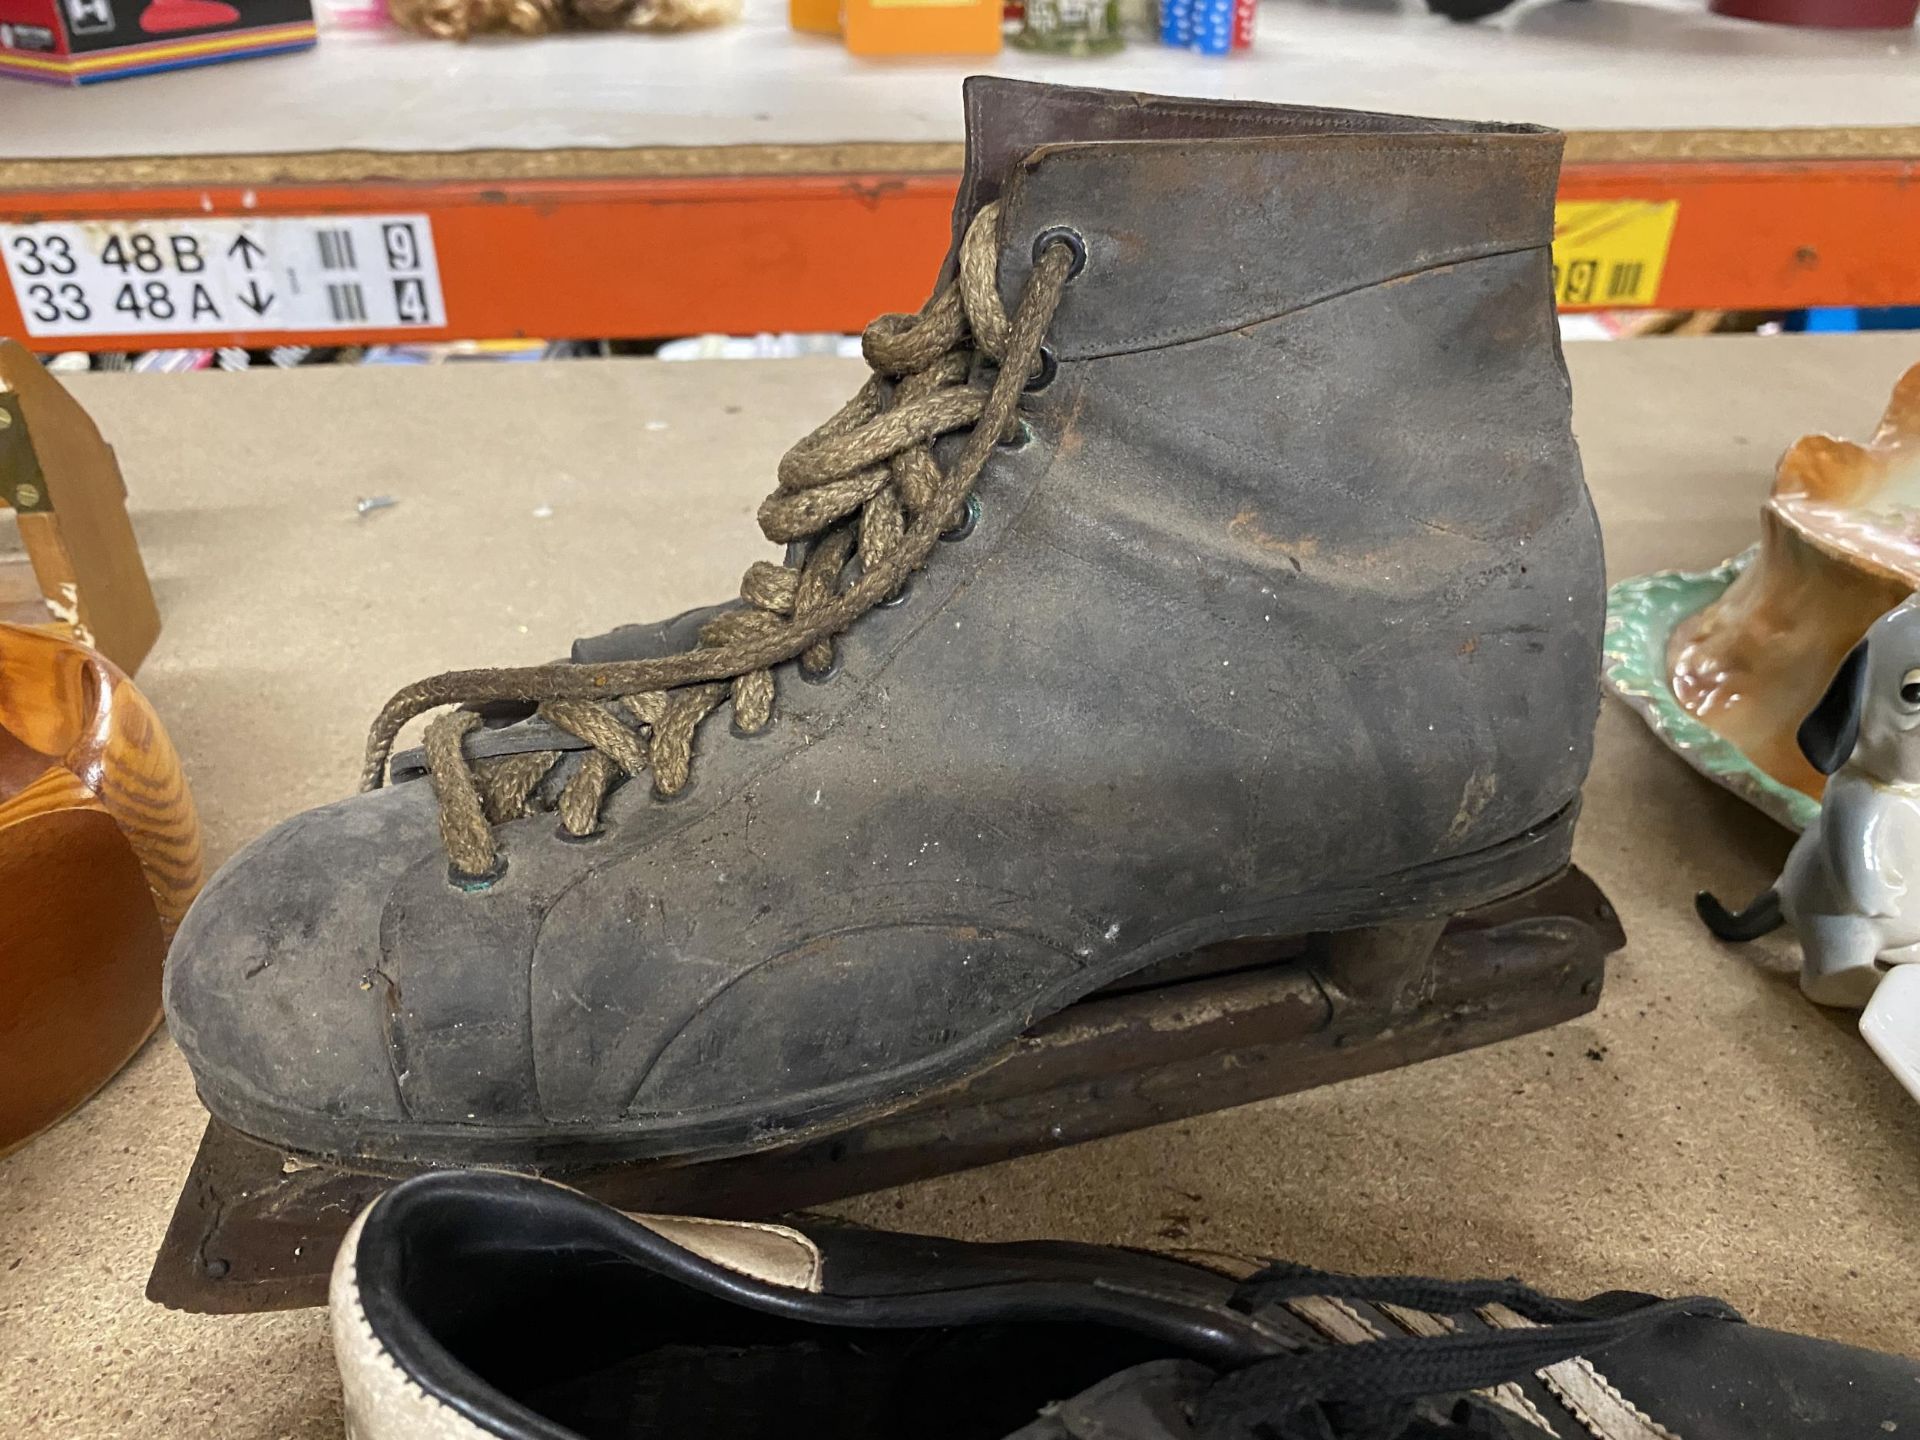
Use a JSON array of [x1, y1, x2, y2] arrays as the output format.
[[5, 334, 1920, 1436]]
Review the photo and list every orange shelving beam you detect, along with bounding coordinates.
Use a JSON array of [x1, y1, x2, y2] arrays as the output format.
[[2, 136, 1917, 350]]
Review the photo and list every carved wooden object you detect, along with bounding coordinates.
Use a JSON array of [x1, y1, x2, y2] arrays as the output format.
[[0, 623, 203, 1155]]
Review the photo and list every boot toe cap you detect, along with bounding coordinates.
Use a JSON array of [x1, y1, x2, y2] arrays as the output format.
[[164, 784, 441, 1142]]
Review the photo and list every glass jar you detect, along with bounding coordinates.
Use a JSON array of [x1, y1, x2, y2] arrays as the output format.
[[1011, 0, 1123, 53]]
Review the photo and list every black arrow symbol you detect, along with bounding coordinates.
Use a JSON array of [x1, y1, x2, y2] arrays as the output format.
[[228, 233, 267, 269], [238, 280, 274, 316]]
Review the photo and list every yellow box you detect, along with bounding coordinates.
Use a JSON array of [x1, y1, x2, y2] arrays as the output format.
[[790, 0, 840, 33], [842, 0, 999, 54]]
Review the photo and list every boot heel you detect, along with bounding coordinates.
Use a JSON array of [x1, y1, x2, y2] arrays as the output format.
[[1311, 917, 1450, 1011]]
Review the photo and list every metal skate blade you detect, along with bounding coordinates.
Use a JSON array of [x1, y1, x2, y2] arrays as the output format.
[[148, 865, 1621, 1315]]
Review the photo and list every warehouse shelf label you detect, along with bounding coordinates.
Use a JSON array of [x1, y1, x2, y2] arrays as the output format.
[[0, 215, 445, 340], [1550, 200, 1680, 309]]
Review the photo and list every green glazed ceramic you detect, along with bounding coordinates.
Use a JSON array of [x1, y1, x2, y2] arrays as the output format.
[[1602, 548, 1818, 834]]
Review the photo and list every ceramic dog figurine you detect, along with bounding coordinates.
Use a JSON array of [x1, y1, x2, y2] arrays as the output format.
[[1698, 594, 1920, 1007]]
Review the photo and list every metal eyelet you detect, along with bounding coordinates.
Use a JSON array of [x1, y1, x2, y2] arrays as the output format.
[[852, 556, 913, 609], [729, 713, 776, 740], [1033, 226, 1088, 282], [554, 824, 603, 845], [1024, 346, 1058, 394], [448, 857, 508, 892], [997, 420, 1033, 452], [941, 494, 982, 542], [800, 651, 841, 685]]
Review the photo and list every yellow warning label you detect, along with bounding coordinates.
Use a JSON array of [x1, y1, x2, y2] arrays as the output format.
[[1551, 200, 1679, 309]]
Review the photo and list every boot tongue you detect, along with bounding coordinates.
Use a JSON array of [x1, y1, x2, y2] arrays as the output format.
[[953, 76, 1260, 223], [950, 77, 1086, 239], [946, 77, 1284, 265], [945, 76, 1174, 278]]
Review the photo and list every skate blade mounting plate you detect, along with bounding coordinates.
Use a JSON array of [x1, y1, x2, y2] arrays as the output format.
[[148, 866, 1621, 1314]]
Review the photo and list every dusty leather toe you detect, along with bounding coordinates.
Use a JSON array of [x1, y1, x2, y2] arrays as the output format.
[[164, 783, 447, 1143]]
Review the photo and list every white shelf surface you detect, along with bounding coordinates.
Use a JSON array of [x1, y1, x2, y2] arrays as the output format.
[[2, 0, 1917, 162]]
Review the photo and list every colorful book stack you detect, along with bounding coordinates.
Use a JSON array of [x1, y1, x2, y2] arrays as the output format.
[[1158, 0, 1252, 50]]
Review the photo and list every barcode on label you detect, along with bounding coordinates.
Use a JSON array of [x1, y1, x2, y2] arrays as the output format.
[[1555, 259, 1658, 307], [1606, 261, 1644, 301], [326, 283, 368, 323], [315, 228, 358, 271], [2, 213, 445, 338], [1549, 200, 1678, 310], [1555, 260, 1657, 306]]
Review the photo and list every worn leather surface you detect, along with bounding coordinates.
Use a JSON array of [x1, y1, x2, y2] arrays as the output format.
[[942, 77, 1546, 285], [1555, 1310, 1920, 1438], [164, 77, 1601, 1156]]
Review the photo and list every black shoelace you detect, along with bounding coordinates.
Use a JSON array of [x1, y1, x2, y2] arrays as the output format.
[[1197, 1263, 1744, 1440]]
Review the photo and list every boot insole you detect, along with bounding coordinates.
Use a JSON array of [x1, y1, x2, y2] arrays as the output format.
[[419, 1249, 1185, 1440]]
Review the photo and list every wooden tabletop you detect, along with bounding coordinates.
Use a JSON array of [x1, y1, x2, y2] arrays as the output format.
[[3, 332, 1917, 1437]]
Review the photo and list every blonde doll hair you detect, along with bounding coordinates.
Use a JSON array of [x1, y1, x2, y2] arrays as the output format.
[[389, 0, 739, 39]]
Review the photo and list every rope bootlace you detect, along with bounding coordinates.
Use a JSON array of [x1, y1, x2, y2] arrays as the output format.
[[358, 201, 1077, 881], [1197, 1264, 1742, 1440]]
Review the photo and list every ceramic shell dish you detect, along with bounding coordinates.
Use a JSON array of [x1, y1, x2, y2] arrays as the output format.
[[1604, 361, 1920, 833]]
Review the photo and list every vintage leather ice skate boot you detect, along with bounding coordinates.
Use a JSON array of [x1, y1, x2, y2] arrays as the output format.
[[163, 79, 1604, 1174], [330, 1172, 1920, 1440]]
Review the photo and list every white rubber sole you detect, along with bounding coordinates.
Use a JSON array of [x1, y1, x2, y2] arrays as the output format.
[[332, 1209, 488, 1440]]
